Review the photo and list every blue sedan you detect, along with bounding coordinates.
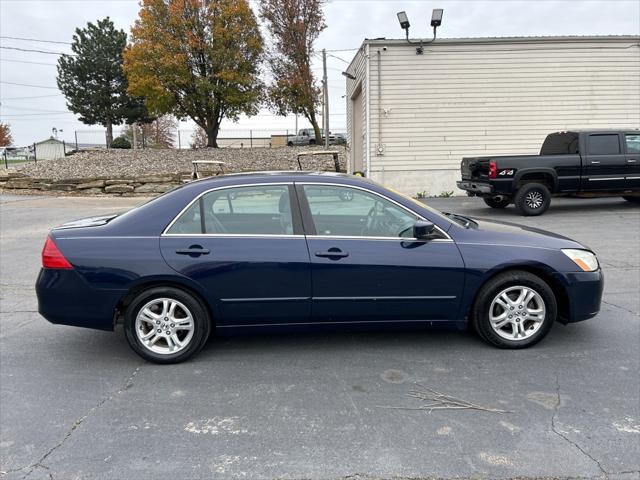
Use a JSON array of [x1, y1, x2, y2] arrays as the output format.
[[36, 172, 603, 363]]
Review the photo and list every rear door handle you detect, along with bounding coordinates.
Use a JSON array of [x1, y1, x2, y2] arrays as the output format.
[[628, 159, 637, 163], [175, 245, 210, 256], [590, 161, 600, 164], [315, 248, 349, 259]]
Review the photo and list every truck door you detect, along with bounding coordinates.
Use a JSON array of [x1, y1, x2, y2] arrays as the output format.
[[624, 133, 640, 189], [584, 133, 627, 190]]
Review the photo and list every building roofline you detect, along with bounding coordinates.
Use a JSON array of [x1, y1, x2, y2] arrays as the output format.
[[361, 35, 640, 46]]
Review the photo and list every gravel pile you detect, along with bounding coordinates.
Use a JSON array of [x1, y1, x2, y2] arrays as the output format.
[[19, 146, 347, 181]]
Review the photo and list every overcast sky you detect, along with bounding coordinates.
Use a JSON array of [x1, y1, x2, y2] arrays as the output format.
[[1, 0, 639, 146]]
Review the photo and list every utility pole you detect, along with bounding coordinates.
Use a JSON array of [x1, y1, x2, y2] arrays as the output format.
[[322, 48, 329, 149]]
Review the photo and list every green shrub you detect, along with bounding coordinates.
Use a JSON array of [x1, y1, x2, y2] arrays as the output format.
[[111, 136, 131, 149]]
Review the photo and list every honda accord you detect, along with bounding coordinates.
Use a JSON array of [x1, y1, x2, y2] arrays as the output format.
[[36, 172, 603, 363]]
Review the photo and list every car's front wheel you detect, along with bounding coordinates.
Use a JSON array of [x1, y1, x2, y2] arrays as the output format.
[[471, 271, 556, 348], [483, 195, 511, 209], [124, 287, 211, 364]]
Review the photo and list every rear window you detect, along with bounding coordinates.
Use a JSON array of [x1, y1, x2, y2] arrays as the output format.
[[540, 132, 579, 155], [588, 134, 621, 155]]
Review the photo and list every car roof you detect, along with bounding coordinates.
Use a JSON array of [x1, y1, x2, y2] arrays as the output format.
[[190, 170, 369, 185], [550, 129, 640, 134]]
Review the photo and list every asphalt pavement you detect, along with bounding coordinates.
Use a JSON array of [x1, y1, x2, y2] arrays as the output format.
[[0, 193, 638, 480]]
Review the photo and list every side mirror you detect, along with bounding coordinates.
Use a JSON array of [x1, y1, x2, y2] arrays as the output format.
[[413, 220, 435, 240]]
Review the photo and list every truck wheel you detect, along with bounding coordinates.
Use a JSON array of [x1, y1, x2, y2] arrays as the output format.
[[309, 139, 316, 145], [483, 195, 511, 209], [287, 141, 293, 147], [622, 196, 640, 204], [515, 183, 551, 216]]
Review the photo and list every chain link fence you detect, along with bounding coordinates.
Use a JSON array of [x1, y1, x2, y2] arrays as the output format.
[[72, 127, 346, 150]]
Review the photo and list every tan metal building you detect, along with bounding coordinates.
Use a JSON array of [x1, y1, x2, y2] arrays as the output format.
[[345, 36, 640, 196]]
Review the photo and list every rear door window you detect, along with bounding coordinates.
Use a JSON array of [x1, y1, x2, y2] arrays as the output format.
[[166, 185, 295, 235], [588, 134, 621, 155]]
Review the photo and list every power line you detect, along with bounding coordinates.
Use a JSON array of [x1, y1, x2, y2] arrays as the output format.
[[0, 94, 63, 100], [0, 81, 59, 90], [0, 112, 74, 117], [0, 35, 71, 45], [0, 46, 72, 56], [1, 58, 57, 66]]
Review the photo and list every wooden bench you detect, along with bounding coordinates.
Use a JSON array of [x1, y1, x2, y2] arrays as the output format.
[[191, 160, 226, 180], [296, 150, 341, 173]]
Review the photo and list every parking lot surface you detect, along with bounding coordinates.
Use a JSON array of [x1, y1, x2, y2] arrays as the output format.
[[1, 193, 638, 480]]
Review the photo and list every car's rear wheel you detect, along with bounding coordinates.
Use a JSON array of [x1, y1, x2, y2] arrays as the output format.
[[514, 183, 551, 216], [124, 287, 211, 364], [471, 271, 556, 348], [483, 195, 511, 209], [622, 195, 640, 203]]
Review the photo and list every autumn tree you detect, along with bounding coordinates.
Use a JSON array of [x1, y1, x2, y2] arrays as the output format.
[[0, 123, 13, 147], [124, 0, 264, 148], [57, 18, 148, 147], [124, 115, 177, 148], [259, 0, 326, 141]]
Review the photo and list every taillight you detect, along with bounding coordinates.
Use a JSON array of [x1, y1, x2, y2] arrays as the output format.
[[489, 160, 497, 179], [42, 236, 73, 269]]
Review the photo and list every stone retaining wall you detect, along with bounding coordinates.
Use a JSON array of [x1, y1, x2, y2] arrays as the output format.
[[0, 171, 184, 196]]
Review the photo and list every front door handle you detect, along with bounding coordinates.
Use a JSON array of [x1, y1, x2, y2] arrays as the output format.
[[628, 159, 637, 163], [590, 161, 600, 164], [315, 248, 349, 259], [175, 245, 210, 256]]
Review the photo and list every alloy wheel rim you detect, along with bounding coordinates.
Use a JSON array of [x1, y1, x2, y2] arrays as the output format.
[[135, 298, 195, 355], [489, 286, 546, 341], [525, 190, 543, 209]]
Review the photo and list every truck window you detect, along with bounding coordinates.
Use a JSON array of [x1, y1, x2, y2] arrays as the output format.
[[540, 132, 579, 155], [588, 134, 621, 155], [625, 134, 640, 154]]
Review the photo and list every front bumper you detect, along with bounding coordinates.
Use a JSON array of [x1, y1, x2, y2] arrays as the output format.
[[457, 180, 493, 195], [555, 269, 604, 323]]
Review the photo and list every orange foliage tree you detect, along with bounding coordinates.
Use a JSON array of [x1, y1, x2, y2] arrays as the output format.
[[123, 0, 264, 148], [0, 123, 13, 147], [259, 0, 326, 141]]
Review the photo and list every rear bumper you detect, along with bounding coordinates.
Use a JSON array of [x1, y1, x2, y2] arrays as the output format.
[[36, 268, 124, 331], [457, 180, 493, 195], [555, 269, 604, 323]]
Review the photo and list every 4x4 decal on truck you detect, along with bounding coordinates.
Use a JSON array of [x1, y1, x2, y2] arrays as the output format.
[[498, 169, 515, 176]]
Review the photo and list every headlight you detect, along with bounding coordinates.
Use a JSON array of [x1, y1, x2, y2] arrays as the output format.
[[561, 249, 599, 272]]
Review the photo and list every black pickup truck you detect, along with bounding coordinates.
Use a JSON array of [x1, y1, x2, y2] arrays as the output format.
[[457, 130, 640, 215]]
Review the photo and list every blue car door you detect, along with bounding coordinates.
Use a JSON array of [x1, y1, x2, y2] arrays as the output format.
[[298, 183, 465, 324], [160, 183, 312, 327]]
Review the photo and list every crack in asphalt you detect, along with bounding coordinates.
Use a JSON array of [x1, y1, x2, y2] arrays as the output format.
[[551, 372, 609, 479], [601, 300, 639, 317], [5, 365, 143, 480]]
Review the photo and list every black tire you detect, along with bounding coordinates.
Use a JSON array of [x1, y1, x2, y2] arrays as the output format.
[[287, 141, 293, 147], [483, 195, 511, 209], [124, 287, 211, 364], [622, 196, 640, 203], [514, 183, 551, 216], [471, 271, 556, 349], [309, 139, 316, 145]]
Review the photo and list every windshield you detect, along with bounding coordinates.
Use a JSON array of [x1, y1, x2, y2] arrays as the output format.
[[384, 187, 454, 226]]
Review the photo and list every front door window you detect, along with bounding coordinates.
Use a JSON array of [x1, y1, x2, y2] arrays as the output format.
[[302, 185, 418, 238]]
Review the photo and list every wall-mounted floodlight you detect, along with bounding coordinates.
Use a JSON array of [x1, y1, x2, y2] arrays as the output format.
[[397, 8, 444, 55], [397, 11, 410, 30], [341, 71, 356, 80], [430, 9, 443, 27]]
